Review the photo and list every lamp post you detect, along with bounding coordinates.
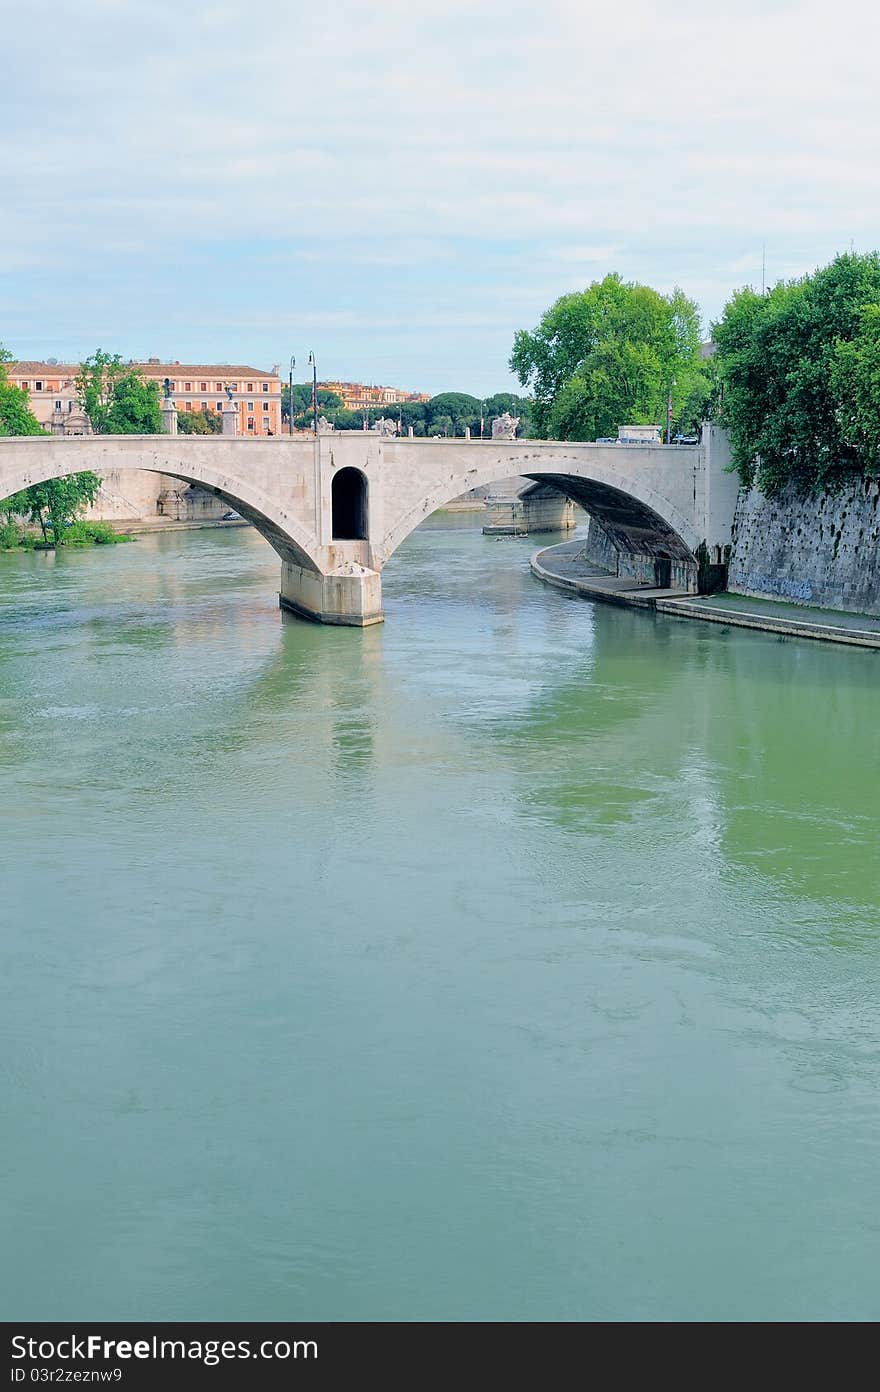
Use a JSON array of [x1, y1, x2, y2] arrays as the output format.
[[308, 352, 318, 437], [288, 355, 295, 437], [480, 400, 485, 440], [666, 376, 676, 445]]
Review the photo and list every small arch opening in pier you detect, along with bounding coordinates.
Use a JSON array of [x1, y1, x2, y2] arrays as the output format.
[[332, 467, 368, 540]]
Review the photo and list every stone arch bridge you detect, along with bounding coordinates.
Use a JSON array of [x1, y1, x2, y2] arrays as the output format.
[[0, 427, 738, 625]]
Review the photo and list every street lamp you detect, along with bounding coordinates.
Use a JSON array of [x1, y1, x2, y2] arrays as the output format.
[[666, 376, 677, 445], [308, 352, 318, 437], [480, 400, 486, 440], [288, 355, 296, 437]]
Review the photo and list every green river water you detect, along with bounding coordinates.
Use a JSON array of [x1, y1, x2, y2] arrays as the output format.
[[1, 518, 879, 1321]]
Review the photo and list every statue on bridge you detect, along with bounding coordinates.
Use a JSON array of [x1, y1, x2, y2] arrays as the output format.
[[371, 417, 398, 437], [491, 412, 520, 440], [162, 377, 173, 401], [224, 383, 235, 401], [317, 415, 335, 434]]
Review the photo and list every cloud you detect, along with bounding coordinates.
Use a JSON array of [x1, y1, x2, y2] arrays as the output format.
[[2, 0, 879, 389]]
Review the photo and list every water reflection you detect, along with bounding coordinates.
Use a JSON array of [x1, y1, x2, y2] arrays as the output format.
[[2, 520, 880, 1322]]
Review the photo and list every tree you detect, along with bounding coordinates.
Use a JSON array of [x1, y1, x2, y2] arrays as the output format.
[[510, 273, 703, 441], [0, 346, 43, 436], [177, 408, 223, 435], [833, 303, 880, 464], [77, 350, 161, 434], [1, 345, 103, 542], [281, 385, 342, 425], [3, 474, 102, 545], [714, 252, 880, 491], [426, 392, 480, 436]]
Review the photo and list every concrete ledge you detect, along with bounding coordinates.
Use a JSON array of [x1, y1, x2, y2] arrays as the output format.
[[531, 542, 880, 650], [657, 598, 880, 649], [529, 547, 688, 609]]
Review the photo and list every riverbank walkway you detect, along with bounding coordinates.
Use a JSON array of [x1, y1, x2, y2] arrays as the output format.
[[531, 540, 880, 650]]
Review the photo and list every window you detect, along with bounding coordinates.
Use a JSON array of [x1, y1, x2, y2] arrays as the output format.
[[247, 418, 255, 431], [216, 382, 223, 391], [168, 381, 176, 391], [68, 402, 74, 413], [185, 401, 192, 411], [35, 381, 43, 391], [21, 381, 28, 389], [262, 401, 269, 411], [246, 382, 253, 392], [247, 401, 254, 410], [230, 382, 238, 390], [200, 381, 207, 391], [184, 381, 192, 391], [216, 401, 223, 411], [201, 400, 208, 409], [262, 382, 269, 391], [55, 400, 62, 409]]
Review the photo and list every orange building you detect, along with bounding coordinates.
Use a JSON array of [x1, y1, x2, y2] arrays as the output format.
[[135, 360, 283, 436], [6, 359, 283, 437], [4, 361, 89, 434], [321, 381, 431, 412]]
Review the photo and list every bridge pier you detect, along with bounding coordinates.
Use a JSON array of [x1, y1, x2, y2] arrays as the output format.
[[279, 561, 384, 627], [482, 483, 578, 536]]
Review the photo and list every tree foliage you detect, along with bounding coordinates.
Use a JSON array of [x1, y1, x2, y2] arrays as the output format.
[[1, 344, 102, 542], [279, 385, 531, 436], [177, 408, 223, 435], [77, 350, 162, 434], [510, 273, 703, 441], [714, 252, 880, 492], [3, 474, 102, 545], [0, 345, 44, 436]]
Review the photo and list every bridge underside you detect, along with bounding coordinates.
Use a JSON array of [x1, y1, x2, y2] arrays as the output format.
[[524, 473, 695, 564]]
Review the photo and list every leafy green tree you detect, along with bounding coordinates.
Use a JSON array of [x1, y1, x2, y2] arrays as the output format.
[[77, 350, 161, 434], [426, 392, 480, 436], [330, 410, 364, 431], [0, 346, 43, 436], [281, 385, 342, 425], [831, 304, 880, 466], [3, 474, 101, 545], [714, 252, 880, 491], [177, 408, 223, 435], [510, 273, 702, 441], [0, 345, 102, 543]]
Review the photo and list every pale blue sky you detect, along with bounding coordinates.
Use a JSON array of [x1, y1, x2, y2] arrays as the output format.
[[2, 0, 877, 394]]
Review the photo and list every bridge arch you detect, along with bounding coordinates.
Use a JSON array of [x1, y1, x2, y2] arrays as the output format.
[[377, 449, 700, 570], [331, 466, 368, 541], [0, 437, 321, 573]]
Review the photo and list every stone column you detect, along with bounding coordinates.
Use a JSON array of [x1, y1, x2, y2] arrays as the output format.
[[161, 400, 178, 435], [222, 399, 239, 436]]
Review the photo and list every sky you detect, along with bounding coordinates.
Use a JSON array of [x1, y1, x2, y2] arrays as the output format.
[[2, 0, 879, 395]]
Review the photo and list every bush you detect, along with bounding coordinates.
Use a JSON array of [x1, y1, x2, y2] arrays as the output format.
[[0, 519, 22, 549], [61, 521, 131, 546]]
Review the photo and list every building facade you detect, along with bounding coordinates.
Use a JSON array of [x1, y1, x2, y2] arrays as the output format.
[[6, 360, 283, 438], [321, 381, 431, 412], [4, 362, 90, 434], [134, 361, 283, 436]]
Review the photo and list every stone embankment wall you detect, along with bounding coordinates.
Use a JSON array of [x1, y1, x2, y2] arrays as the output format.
[[84, 470, 226, 524], [580, 518, 697, 591], [729, 476, 880, 615]]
